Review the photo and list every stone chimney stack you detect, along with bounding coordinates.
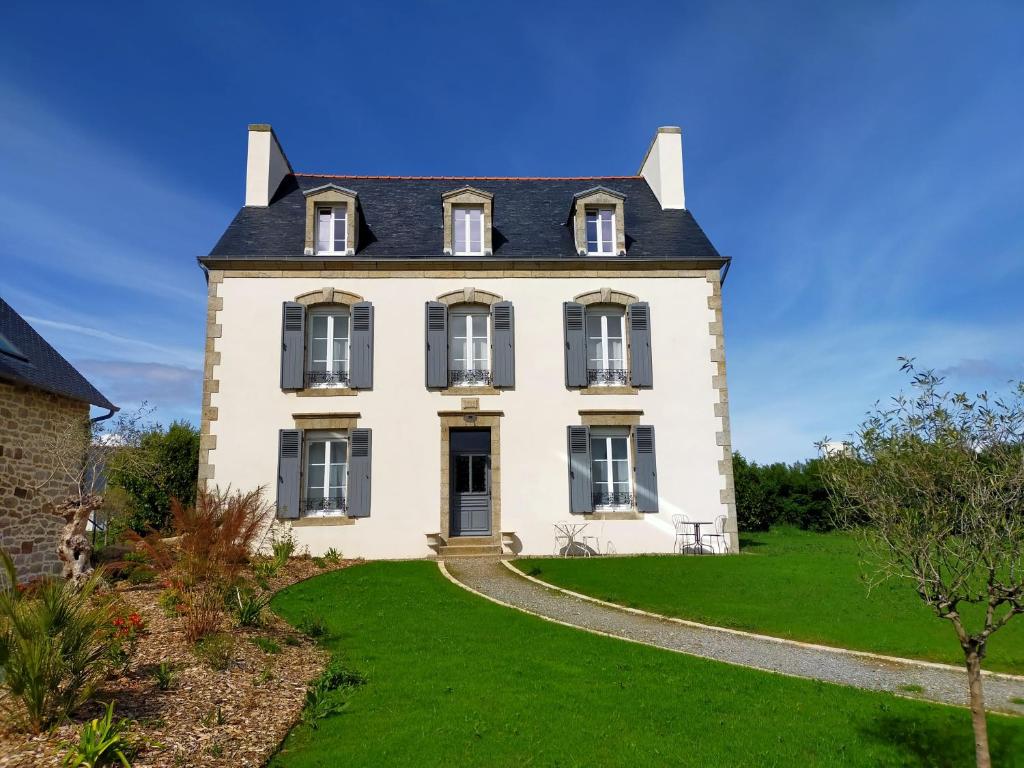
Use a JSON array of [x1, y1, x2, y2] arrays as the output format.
[[638, 126, 685, 210], [245, 124, 292, 207]]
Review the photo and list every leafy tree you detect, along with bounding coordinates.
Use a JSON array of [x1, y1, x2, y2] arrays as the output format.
[[733, 453, 831, 532], [819, 361, 1024, 768], [109, 421, 199, 533]]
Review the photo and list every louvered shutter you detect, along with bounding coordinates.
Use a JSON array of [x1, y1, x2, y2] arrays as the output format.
[[349, 301, 374, 389], [634, 425, 659, 513], [566, 425, 593, 514], [563, 302, 587, 387], [628, 302, 653, 388], [491, 301, 515, 388], [425, 301, 448, 388], [276, 429, 302, 519], [347, 428, 372, 518], [280, 302, 305, 390]]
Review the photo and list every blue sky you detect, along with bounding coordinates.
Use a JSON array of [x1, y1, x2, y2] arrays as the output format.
[[1, 1, 1021, 463]]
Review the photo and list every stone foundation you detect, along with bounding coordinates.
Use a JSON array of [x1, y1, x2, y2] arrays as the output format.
[[0, 381, 87, 582]]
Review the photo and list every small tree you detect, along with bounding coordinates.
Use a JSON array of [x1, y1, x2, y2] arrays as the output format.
[[819, 361, 1024, 768], [39, 406, 155, 583]]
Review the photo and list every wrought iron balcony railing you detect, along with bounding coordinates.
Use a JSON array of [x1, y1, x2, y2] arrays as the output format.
[[449, 368, 492, 386], [587, 368, 628, 385], [592, 491, 634, 508], [305, 369, 350, 387], [301, 496, 348, 515]]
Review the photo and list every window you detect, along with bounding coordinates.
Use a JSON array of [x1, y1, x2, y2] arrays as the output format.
[[304, 432, 348, 516], [585, 208, 615, 254], [591, 428, 632, 509], [449, 306, 490, 385], [316, 205, 347, 254], [586, 307, 626, 385], [453, 206, 484, 255], [307, 307, 350, 387]]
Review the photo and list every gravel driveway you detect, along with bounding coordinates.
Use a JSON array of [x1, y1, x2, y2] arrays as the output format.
[[443, 557, 1024, 715]]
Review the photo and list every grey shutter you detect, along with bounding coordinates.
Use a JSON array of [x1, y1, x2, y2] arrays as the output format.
[[566, 425, 593, 514], [634, 425, 659, 513], [347, 428, 372, 517], [425, 301, 448, 388], [349, 301, 374, 389], [491, 301, 515, 388], [628, 302, 653, 388], [563, 302, 587, 387], [280, 302, 305, 390], [276, 429, 302, 519]]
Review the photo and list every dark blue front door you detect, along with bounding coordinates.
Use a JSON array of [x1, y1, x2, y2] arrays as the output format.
[[450, 428, 491, 536]]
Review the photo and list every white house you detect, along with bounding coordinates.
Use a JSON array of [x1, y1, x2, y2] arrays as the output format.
[[198, 125, 738, 558]]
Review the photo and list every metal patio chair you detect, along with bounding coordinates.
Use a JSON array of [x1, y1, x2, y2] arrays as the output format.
[[700, 514, 730, 554], [672, 514, 697, 554]]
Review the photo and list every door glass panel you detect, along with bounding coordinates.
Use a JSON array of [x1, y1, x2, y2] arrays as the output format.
[[454, 455, 471, 493], [470, 456, 487, 493]]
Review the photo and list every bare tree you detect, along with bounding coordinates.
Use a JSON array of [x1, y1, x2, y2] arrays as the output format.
[[38, 406, 155, 583], [819, 360, 1024, 768]]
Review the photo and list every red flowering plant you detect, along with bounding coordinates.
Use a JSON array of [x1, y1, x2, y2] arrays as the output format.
[[107, 606, 147, 674]]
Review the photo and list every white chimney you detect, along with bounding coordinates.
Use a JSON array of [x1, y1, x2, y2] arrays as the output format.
[[638, 126, 685, 210], [245, 124, 292, 207]]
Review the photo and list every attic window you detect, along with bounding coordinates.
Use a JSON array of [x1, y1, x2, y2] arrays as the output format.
[[316, 205, 348, 255], [453, 206, 484, 255], [0, 332, 27, 362], [586, 208, 615, 254]]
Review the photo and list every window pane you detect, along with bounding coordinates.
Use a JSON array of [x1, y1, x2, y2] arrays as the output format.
[[591, 438, 607, 460], [311, 314, 328, 338], [586, 314, 602, 337], [328, 464, 345, 491], [310, 338, 327, 366], [588, 338, 604, 366], [586, 213, 598, 251], [592, 459, 609, 485], [471, 456, 487, 493], [472, 337, 488, 367], [469, 208, 482, 252], [330, 440, 348, 464], [317, 210, 331, 251], [611, 438, 628, 460], [333, 314, 349, 340], [333, 340, 347, 368], [308, 442, 325, 465], [606, 315, 622, 337], [454, 455, 471, 493], [611, 458, 629, 483], [307, 465, 325, 493], [454, 208, 467, 253], [608, 338, 624, 365], [601, 211, 613, 251]]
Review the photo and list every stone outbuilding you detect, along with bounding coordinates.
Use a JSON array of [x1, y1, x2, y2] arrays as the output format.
[[0, 297, 116, 582]]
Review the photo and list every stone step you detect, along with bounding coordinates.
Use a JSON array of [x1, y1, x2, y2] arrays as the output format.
[[446, 536, 497, 546], [438, 544, 503, 558]]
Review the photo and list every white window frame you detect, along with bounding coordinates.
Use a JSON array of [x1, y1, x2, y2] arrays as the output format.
[[585, 207, 615, 255], [448, 307, 491, 383], [453, 205, 485, 256], [590, 426, 633, 510], [303, 430, 349, 517], [316, 205, 348, 255], [586, 307, 626, 383], [306, 306, 351, 388]]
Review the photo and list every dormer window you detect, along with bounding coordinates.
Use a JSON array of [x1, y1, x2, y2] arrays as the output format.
[[453, 206, 484, 255], [316, 205, 348, 255], [586, 208, 615, 254]]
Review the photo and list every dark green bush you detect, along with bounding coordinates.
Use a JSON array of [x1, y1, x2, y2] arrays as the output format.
[[733, 452, 832, 532]]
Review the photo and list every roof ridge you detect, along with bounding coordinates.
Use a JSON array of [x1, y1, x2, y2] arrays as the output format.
[[294, 173, 643, 181]]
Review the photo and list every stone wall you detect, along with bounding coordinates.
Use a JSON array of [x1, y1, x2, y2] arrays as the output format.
[[0, 380, 88, 582]]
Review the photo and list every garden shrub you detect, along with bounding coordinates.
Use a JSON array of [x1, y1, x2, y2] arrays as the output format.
[[0, 551, 112, 733], [733, 452, 832, 532], [232, 587, 271, 628], [192, 633, 235, 671], [250, 636, 281, 654], [322, 547, 343, 565], [153, 661, 174, 691], [182, 588, 222, 643], [61, 700, 134, 767]]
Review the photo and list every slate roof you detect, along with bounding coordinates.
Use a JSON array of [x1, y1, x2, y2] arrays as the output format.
[[205, 175, 722, 262], [0, 298, 115, 410]]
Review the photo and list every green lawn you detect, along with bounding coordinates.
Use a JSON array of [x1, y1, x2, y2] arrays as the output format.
[[269, 560, 1024, 767], [516, 527, 1024, 675]]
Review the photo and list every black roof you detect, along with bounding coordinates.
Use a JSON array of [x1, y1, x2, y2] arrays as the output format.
[[206, 175, 722, 262], [0, 298, 115, 410]]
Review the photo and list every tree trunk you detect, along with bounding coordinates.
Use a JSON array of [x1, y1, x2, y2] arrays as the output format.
[[966, 651, 991, 768], [56, 495, 101, 584]]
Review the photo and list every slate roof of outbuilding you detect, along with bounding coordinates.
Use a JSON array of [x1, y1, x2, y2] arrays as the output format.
[[205, 175, 722, 262], [0, 297, 115, 410]]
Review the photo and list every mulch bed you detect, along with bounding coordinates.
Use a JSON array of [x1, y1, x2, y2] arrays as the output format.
[[0, 558, 360, 767]]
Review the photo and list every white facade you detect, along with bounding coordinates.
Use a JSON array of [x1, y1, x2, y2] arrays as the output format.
[[206, 272, 733, 558]]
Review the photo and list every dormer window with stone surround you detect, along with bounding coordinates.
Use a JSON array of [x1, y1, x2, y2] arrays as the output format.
[[303, 184, 359, 256], [442, 187, 493, 256], [571, 187, 626, 256]]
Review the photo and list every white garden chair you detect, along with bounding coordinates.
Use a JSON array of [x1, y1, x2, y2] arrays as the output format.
[[672, 514, 697, 554], [700, 515, 730, 554]]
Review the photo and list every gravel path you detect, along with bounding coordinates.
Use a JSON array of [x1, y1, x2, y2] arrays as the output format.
[[444, 558, 1024, 715]]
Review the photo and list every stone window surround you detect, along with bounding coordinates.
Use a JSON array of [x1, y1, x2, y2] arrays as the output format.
[[289, 411, 360, 526], [578, 409, 644, 520], [574, 287, 639, 395], [303, 184, 359, 257], [442, 187, 494, 256], [571, 187, 626, 257], [438, 409, 503, 542], [292, 288, 366, 398], [436, 288, 505, 396]]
